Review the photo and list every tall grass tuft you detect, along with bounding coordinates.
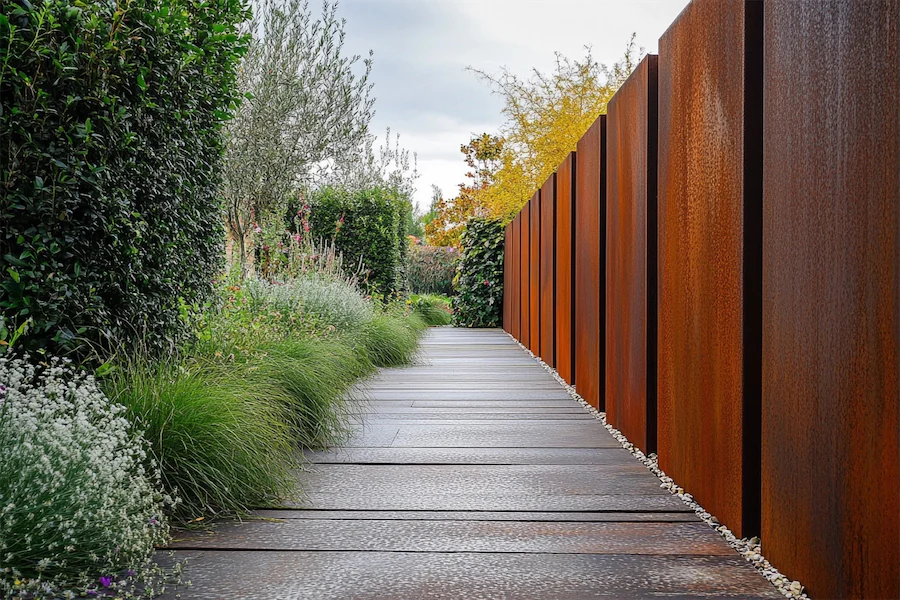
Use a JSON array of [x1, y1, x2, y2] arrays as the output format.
[[411, 293, 453, 326], [252, 337, 371, 449], [359, 310, 426, 367], [102, 360, 297, 521]]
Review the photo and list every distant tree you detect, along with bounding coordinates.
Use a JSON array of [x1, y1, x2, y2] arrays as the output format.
[[469, 38, 638, 220], [426, 133, 504, 247], [223, 0, 375, 272]]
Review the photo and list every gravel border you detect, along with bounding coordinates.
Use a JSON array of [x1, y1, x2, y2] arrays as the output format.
[[508, 333, 809, 600]]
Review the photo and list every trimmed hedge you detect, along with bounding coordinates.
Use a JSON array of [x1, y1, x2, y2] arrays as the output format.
[[0, 0, 248, 357], [452, 217, 505, 327], [408, 245, 457, 296], [307, 186, 412, 297]]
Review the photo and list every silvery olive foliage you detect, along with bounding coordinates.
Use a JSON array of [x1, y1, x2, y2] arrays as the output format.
[[224, 0, 376, 270], [0, 355, 173, 598]]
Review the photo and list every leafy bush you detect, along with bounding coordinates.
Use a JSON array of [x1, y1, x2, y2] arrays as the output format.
[[101, 359, 297, 522], [307, 186, 412, 296], [453, 218, 505, 327], [408, 245, 457, 295], [0, 355, 172, 597], [0, 0, 248, 358], [411, 294, 453, 327], [244, 276, 374, 332]]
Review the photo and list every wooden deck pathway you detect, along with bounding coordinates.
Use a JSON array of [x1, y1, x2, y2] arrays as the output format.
[[164, 328, 779, 599]]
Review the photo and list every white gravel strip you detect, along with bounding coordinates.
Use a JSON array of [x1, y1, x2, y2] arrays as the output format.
[[507, 333, 809, 600]]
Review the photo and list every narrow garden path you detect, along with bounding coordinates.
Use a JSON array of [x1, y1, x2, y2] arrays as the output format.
[[164, 328, 779, 599]]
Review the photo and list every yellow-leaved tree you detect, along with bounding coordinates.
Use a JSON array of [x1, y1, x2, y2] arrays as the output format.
[[428, 38, 639, 244]]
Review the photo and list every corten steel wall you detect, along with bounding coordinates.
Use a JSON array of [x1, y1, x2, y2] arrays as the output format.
[[555, 154, 576, 385], [605, 55, 659, 453], [503, 223, 511, 331], [574, 117, 606, 410], [762, 1, 899, 597], [520, 204, 530, 349], [510, 215, 520, 339], [529, 193, 541, 355], [540, 175, 556, 367], [657, 0, 763, 538]]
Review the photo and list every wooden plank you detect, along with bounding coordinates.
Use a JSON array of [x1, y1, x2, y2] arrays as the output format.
[[170, 520, 733, 555], [160, 551, 782, 599], [304, 447, 643, 466], [250, 510, 701, 522]]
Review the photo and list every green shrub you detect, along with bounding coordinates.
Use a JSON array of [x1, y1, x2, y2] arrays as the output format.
[[453, 218, 505, 327], [0, 355, 171, 597], [0, 0, 248, 358], [411, 293, 452, 326], [307, 186, 412, 297], [408, 245, 457, 295], [102, 359, 296, 522]]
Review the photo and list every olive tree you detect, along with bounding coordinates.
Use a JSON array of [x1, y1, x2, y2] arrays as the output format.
[[224, 0, 375, 270]]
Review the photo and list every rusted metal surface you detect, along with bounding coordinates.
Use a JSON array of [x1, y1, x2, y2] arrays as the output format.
[[519, 204, 530, 349], [605, 55, 658, 454], [503, 223, 510, 332], [657, 0, 762, 538], [761, 2, 900, 597], [555, 153, 576, 386], [574, 117, 606, 410], [529, 193, 541, 355], [540, 175, 556, 366]]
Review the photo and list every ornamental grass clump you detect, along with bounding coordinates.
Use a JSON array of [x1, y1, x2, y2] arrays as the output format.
[[410, 294, 453, 326], [358, 310, 426, 367], [102, 360, 297, 522], [0, 355, 172, 598]]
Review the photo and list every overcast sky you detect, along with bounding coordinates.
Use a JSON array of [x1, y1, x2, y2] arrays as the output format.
[[336, 0, 691, 210]]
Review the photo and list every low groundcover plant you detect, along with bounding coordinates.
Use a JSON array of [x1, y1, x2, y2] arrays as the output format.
[[0, 355, 175, 598]]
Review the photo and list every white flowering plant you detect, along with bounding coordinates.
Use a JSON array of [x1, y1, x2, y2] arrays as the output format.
[[0, 355, 176, 598]]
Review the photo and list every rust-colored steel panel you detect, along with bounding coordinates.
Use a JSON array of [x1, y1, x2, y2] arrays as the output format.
[[762, 2, 900, 597], [529, 192, 541, 355], [520, 203, 530, 349], [555, 154, 576, 385], [540, 175, 556, 367], [657, 0, 762, 538], [575, 117, 606, 410], [503, 223, 510, 332], [605, 55, 659, 454], [509, 215, 519, 340]]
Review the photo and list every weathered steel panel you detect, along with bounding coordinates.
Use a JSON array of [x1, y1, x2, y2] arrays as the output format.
[[605, 55, 658, 453], [761, 2, 900, 597], [575, 117, 606, 410], [657, 0, 762, 538], [513, 215, 522, 340], [529, 193, 541, 355], [540, 175, 556, 366], [503, 223, 510, 333], [555, 154, 576, 385], [520, 205, 530, 349]]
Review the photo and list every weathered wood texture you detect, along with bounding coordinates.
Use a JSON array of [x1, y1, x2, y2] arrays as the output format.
[[574, 116, 606, 410], [162, 329, 778, 599], [657, 0, 762, 538], [540, 175, 556, 366], [605, 54, 658, 454], [761, 1, 900, 597], [555, 153, 576, 385]]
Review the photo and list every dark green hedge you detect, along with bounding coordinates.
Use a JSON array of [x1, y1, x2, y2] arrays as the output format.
[[308, 186, 411, 297], [0, 0, 247, 356], [452, 217, 504, 327], [408, 245, 457, 296]]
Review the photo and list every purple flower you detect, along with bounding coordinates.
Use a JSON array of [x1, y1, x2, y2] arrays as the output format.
[[127, 569, 136, 578], [100, 576, 112, 588]]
